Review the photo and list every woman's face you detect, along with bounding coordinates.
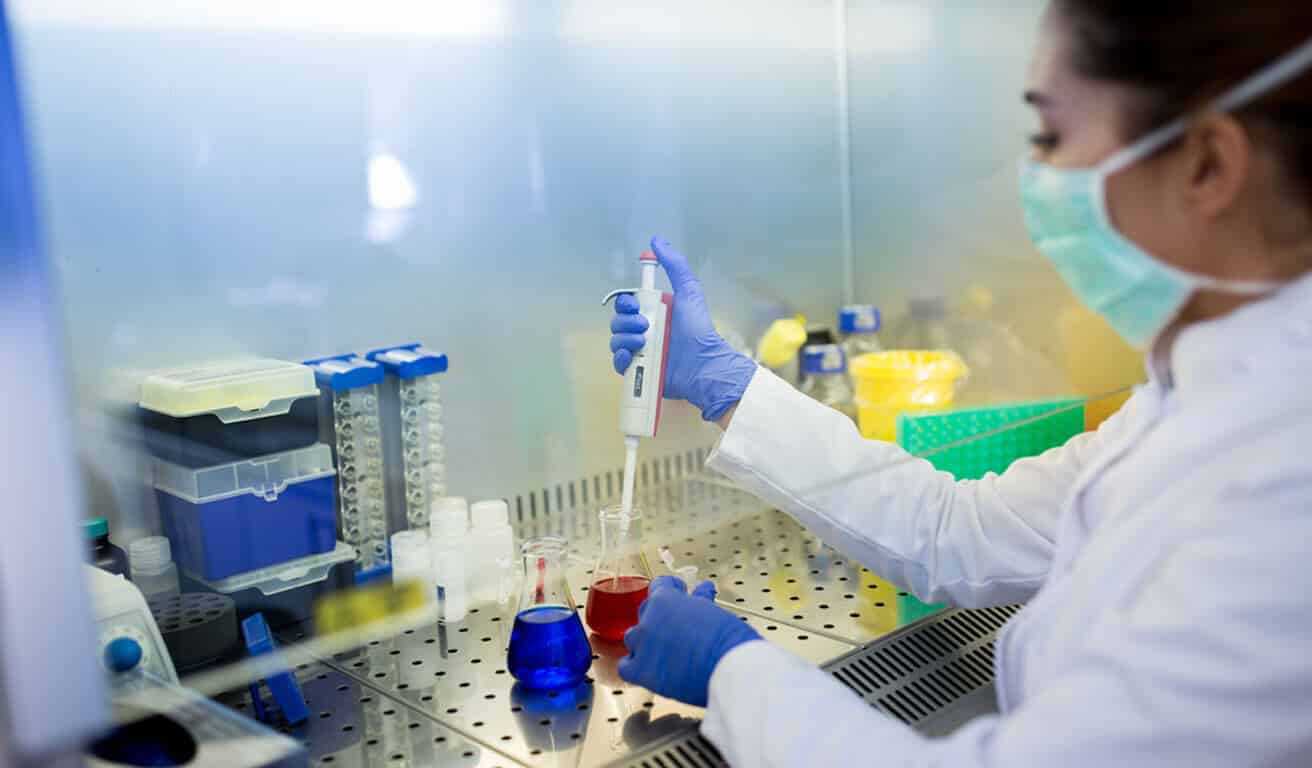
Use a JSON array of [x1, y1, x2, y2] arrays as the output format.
[[1025, 4, 1310, 297], [1024, 5, 1202, 277]]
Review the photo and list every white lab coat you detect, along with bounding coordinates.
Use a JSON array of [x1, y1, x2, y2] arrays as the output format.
[[700, 273, 1312, 767]]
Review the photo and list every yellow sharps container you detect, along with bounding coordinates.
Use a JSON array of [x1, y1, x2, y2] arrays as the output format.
[[850, 351, 970, 441]]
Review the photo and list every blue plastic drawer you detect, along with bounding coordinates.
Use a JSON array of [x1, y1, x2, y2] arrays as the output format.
[[155, 445, 337, 581]]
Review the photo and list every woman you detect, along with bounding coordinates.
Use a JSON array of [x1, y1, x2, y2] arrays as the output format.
[[608, 2, 1312, 765]]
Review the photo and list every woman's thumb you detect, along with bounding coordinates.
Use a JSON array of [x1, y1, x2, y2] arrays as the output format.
[[651, 236, 700, 296]]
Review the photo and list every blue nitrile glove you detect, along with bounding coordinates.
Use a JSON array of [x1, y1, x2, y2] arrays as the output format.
[[610, 237, 758, 422], [618, 575, 760, 707]]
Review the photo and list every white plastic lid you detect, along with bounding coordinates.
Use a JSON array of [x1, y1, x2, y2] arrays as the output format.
[[139, 358, 318, 423], [129, 536, 172, 573], [390, 531, 431, 569], [188, 542, 356, 596], [430, 497, 469, 536], [470, 500, 509, 530]]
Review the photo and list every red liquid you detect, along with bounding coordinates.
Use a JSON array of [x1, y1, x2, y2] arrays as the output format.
[[585, 575, 650, 642]]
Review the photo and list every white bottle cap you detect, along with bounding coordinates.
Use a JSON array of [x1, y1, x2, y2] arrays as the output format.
[[470, 499, 509, 530], [391, 530, 429, 559], [129, 536, 172, 573], [430, 496, 469, 537], [390, 530, 431, 584]]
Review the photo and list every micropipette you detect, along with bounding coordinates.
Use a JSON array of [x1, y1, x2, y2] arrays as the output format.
[[602, 251, 674, 521]]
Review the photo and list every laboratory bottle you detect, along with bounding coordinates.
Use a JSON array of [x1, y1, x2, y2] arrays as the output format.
[[390, 530, 433, 598], [83, 517, 129, 577], [884, 296, 955, 350], [507, 537, 592, 691], [128, 536, 180, 601], [429, 496, 470, 623], [884, 294, 1058, 405], [585, 505, 653, 643], [798, 344, 856, 420], [839, 305, 883, 360], [469, 499, 516, 605]]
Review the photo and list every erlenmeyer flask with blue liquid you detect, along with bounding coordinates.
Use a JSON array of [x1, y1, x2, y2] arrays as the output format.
[[507, 537, 592, 690]]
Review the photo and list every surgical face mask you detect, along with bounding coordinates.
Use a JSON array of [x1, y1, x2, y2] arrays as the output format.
[[1020, 36, 1312, 348]]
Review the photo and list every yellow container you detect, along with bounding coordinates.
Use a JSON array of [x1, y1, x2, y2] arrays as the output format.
[[851, 351, 969, 441]]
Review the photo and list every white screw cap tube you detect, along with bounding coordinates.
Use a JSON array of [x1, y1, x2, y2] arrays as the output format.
[[429, 497, 470, 622]]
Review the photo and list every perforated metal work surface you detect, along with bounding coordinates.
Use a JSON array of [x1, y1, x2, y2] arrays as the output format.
[[310, 589, 850, 767], [667, 498, 912, 645], [217, 472, 1010, 766], [219, 661, 517, 767]]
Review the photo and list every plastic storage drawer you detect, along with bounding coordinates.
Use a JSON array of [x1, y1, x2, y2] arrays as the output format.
[[181, 542, 356, 630], [139, 358, 320, 468], [155, 444, 338, 581]]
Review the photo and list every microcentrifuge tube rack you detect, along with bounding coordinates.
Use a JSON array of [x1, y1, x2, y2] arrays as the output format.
[[400, 375, 446, 528], [304, 355, 391, 571], [367, 344, 450, 532]]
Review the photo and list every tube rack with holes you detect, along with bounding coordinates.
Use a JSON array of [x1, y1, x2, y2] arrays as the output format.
[[368, 344, 450, 533], [304, 355, 391, 571]]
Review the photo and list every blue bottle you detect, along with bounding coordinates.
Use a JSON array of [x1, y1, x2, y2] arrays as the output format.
[[507, 538, 592, 690]]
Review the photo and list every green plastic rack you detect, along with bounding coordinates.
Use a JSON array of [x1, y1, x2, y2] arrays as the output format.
[[893, 398, 1087, 624]]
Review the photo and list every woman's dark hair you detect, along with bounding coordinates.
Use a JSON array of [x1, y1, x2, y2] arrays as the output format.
[[1056, 1, 1312, 202]]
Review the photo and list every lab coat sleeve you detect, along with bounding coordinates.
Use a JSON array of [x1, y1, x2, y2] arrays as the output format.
[[700, 481, 1312, 768], [706, 369, 1132, 607]]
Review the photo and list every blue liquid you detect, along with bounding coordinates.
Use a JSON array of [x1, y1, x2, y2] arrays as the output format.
[[507, 606, 592, 691]]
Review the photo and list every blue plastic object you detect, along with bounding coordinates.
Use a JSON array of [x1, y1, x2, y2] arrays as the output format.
[[104, 637, 143, 674], [248, 682, 270, 723], [366, 343, 448, 379], [302, 354, 385, 392], [617, 576, 760, 707], [800, 344, 847, 375], [158, 474, 336, 581], [242, 613, 308, 725], [839, 305, 881, 334], [354, 563, 392, 586], [507, 606, 592, 691]]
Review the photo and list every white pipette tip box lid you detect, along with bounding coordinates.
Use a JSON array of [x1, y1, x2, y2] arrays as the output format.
[[139, 358, 318, 422]]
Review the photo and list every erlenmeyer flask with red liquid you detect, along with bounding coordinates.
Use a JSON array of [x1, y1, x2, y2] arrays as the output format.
[[585, 505, 654, 643]]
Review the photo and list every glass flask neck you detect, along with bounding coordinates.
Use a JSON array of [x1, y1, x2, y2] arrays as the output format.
[[594, 506, 651, 581], [599, 506, 642, 548], [517, 537, 576, 612]]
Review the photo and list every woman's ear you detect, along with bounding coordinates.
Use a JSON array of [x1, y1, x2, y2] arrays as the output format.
[[1183, 113, 1251, 219]]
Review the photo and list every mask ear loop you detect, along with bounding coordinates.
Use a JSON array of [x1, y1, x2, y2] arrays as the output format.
[[1092, 34, 1312, 295], [1100, 34, 1312, 177]]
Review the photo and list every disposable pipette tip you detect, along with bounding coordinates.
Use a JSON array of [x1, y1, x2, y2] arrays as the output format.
[[620, 437, 639, 527], [659, 547, 677, 572]]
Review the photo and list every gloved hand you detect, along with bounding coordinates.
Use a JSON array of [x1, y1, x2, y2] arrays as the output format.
[[610, 237, 758, 422], [618, 575, 761, 707]]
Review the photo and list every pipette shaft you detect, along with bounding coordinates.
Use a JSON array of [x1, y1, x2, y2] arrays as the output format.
[[620, 436, 638, 523]]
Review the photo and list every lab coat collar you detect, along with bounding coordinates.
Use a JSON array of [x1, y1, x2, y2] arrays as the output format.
[[1157, 270, 1312, 393]]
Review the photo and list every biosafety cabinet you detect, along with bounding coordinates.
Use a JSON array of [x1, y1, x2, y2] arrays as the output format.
[[0, 1, 1144, 766]]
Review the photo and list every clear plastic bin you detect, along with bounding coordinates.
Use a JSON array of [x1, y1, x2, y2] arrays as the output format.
[[155, 445, 337, 580], [182, 542, 356, 629]]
